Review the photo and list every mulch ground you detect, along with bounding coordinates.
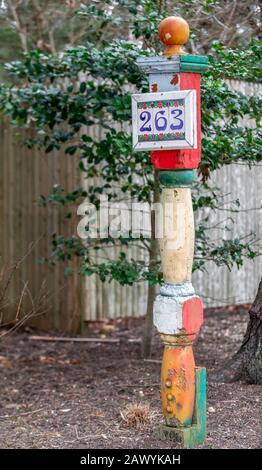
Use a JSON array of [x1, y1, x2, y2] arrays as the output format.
[[0, 305, 261, 449]]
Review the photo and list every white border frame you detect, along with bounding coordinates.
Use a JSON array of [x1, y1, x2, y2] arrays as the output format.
[[132, 90, 197, 152]]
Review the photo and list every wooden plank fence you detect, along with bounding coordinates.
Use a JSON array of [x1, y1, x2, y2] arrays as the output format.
[[0, 122, 82, 331], [0, 80, 261, 330]]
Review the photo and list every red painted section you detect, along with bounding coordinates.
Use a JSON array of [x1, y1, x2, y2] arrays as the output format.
[[182, 296, 203, 335], [151, 149, 198, 169], [151, 73, 201, 170]]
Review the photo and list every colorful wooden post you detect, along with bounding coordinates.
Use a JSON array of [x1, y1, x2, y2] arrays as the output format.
[[132, 16, 208, 447]]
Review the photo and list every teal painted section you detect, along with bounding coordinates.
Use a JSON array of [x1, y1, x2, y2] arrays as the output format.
[[181, 55, 208, 64], [180, 63, 208, 73], [159, 170, 196, 187], [180, 55, 209, 73], [180, 367, 206, 448]]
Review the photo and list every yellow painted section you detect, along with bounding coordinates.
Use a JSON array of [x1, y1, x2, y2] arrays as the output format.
[[161, 342, 195, 427], [158, 188, 195, 284]]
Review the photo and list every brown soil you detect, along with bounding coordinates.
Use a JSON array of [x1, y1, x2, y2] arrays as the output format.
[[0, 305, 261, 449]]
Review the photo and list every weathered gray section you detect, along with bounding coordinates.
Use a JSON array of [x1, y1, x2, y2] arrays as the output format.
[[153, 294, 183, 334], [136, 56, 180, 73], [160, 282, 195, 297]]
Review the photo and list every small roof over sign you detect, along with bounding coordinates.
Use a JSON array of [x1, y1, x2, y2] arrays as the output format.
[[137, 56, 208, 75]]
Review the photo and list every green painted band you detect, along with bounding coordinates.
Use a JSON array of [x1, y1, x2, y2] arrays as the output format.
[[180, 55, 209, 74], [158, 170, 196, 187], [180, 64, 209, 73], [181, 55, 208, 64]]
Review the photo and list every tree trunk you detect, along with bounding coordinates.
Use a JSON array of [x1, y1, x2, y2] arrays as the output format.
[[142, 282, 156, 358], [211, 276, 262, 384], [142, 171, 160, 358]]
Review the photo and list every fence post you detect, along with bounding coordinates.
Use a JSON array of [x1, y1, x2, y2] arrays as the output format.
[[132, 16, 208, 447]]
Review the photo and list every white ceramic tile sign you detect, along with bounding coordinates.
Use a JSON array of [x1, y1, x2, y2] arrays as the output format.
[[132, 90, 197, 151]]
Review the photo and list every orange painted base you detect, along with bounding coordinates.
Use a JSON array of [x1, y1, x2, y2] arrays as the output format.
[[161, 339, 195, 427]]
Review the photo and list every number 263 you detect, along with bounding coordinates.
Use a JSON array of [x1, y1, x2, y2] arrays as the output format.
[[139, 109, 183, 133]]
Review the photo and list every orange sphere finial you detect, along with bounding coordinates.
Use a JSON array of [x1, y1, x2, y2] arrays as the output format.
[[158, 16, 189, 56]]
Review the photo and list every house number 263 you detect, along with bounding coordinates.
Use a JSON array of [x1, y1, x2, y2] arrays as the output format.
[[139, 109, 184, 133]]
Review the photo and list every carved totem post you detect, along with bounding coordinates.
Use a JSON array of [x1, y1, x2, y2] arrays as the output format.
[[132, 16, 208, 447]]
